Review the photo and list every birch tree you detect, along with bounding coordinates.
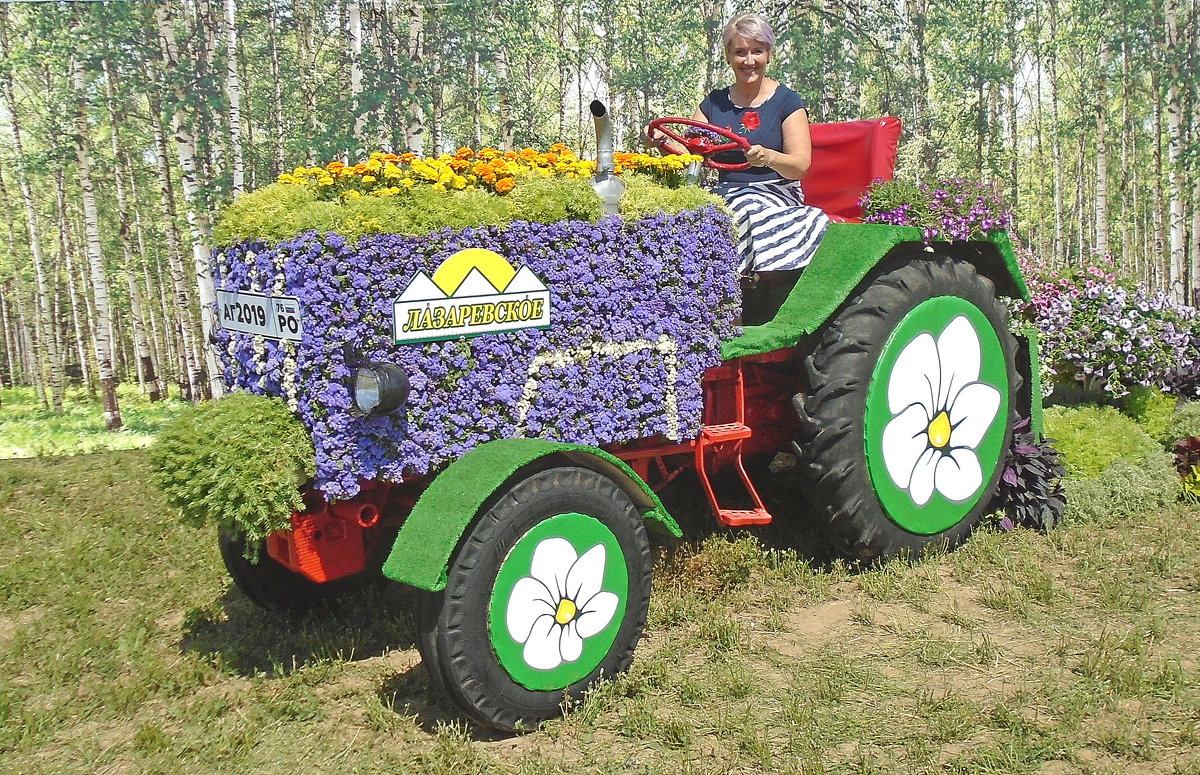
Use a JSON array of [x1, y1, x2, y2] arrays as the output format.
[[70, 49, 122, 430]]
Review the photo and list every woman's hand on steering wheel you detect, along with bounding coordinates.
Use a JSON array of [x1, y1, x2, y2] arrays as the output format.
[[646, 117, 751, 171]]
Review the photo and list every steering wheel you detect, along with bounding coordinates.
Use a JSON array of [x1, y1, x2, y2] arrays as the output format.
[[647, 117, 751, 171]]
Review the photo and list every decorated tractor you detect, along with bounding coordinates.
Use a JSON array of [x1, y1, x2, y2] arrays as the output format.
[[184, 103, 1042, 731]]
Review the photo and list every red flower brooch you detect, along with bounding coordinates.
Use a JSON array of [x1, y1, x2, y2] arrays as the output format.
[[742, 111, 761, 131]]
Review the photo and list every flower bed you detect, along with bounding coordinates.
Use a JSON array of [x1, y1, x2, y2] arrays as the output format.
[[1020, 259, 1200, 397], [213, 209, 741, 499]]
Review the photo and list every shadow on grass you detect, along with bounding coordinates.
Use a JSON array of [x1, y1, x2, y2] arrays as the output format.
[[658, 455, 842, 567], [180, 580, 419, 677]]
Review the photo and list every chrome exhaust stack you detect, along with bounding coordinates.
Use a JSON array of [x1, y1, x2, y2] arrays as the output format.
[[590, 100, 625, 216]]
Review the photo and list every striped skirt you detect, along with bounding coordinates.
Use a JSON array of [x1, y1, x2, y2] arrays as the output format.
[[718, 179, 830, 273]]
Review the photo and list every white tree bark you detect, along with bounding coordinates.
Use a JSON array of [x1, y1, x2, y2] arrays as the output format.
[[348, 0, 366, 151], [1094, 45, 1110, 259], [71, 52, 123, 430], [54, 171, 95, 396], [0, 6, 60, 411], [147, 80, 205, 402], [405, 0, 426, 154], [1164, 0, 1187, 301], [155, 2, 224, 398], [224, 0, 246, 194]]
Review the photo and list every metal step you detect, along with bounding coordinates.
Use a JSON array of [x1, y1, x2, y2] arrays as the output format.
[[700, 422, 753, 443], [715, 507, 773, 527]]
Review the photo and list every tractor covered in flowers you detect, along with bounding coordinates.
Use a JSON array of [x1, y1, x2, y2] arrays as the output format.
[[160, 103, 1045, 731]]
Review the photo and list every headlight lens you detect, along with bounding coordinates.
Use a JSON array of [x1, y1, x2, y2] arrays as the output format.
[[352, 363, 410, 417]]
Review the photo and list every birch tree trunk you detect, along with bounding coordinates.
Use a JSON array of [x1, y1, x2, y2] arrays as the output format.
[[348, 0, 366, 151], [102, 59, 160, 401], [155, 2, 224, 398], [1049, 0, 1065, 264], [224, 0, 245, 194], [404, 0, 426, 154], [267, 0, 287, 174], [1164, 0, 1187, 301], [0, 5, 60, 411], [54, 171, 95, 397], [496, 47, 514, 152], [71, 52, 122, 430], [147, 80, 205, 402], [1095, 45, 1110, 258]]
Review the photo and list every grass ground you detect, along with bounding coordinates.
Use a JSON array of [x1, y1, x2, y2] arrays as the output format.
[[0, 385, 187, 458], [1, 446, 1198, 774]]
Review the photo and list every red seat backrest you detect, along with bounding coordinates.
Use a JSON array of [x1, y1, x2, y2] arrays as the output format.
[[804, 117, 901, 222]]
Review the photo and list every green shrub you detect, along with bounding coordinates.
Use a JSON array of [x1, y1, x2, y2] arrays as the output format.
[[506, 173, 604, 224], [1043, 405, 1163, 478], [1062, 453, 1178, 524], [1120, 386, 1178, 444], [618, 173, 725, 220], [1166, 401, 1200, 443], [149, 393, 315, 545], [213, 172, 726, 247]]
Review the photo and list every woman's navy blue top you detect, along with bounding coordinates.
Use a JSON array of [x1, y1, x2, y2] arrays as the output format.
[[700, 85, 806, 184]]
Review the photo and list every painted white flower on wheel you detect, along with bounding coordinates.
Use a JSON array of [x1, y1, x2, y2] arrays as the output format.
[[505, 537, 619, 670], [881, 315, 1001, 506]]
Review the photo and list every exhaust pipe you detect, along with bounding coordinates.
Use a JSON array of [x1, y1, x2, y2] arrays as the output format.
[[590, 100, 625, 216]]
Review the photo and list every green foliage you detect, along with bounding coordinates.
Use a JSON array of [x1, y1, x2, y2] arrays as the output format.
[[618, 173, 725, 220], [149, 393, 315, 544], [506, 173, 603, 224], [1061, 454, 1178, 524], [212, 173, 726, 247], [0, 385, 188, 458], [1166, 401, 1200, 443], [1043, 405, 1163, 478], [1121, 387, 1179, 445]]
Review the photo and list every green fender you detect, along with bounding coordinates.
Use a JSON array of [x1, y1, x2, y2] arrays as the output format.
[[721, 223, 1030, 360], [381, 438, 681, 591]]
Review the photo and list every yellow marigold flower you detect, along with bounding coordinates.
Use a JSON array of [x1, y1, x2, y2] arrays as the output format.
[[366, 159, 382, 173], [451, 175, 467, 189], [278, 173, 296, 184], [400, 179, 415, 189], [383, 163, 402, 179], [319, 176, 335, 186], [362, 175, 377, 183], [432, 182, 447, 192], [342, 190, 362, 200]]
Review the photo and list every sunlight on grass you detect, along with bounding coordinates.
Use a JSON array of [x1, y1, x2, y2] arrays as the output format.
[[0, 384, 188, 458]]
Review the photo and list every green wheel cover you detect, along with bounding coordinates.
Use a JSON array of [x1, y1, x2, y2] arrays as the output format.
[[864, 296, 1010, 534], [488, 513, 629, 690]]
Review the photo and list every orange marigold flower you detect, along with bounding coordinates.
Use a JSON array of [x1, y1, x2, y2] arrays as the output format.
[[454, 147, 475, 160], [382, 153, 400, 162], [327, 161, 346, 171], [399, 152, 417, 164], [449, 158, 470, 173], [494, 177, 515, 194], [549, 142, 570, 154]]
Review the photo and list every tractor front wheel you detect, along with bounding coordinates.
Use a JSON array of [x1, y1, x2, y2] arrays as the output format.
[[415, 466, 653, 731], [793, 256, 1018, 562]]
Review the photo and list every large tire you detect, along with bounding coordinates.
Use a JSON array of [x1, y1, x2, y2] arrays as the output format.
[[415, 466, 653, 731], [793, 256, 1018, 563], [219, 532, 375, 613]]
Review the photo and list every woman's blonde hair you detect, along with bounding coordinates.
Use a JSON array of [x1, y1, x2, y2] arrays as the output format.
[[722, 13, 776, 51]]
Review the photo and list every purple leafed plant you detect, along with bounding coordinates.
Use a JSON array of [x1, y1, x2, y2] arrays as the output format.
[[212, 209, 742, 499]]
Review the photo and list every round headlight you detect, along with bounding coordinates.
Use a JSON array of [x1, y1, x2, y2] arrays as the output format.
[[352, 363, 410, 417]]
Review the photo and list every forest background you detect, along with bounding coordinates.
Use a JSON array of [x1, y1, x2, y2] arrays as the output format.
[[0, 0, 1197, 431]]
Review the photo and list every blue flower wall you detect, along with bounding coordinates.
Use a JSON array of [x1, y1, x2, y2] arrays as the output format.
[[212, 208, 742, 498]]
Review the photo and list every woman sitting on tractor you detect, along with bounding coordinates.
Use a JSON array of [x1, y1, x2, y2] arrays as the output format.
[[649, 13, 829, 321]]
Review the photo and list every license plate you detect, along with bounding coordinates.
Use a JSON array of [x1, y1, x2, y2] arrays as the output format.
[[216, 290, 303, 341]]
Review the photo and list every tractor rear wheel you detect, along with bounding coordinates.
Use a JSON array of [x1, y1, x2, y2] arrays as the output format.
[[793, 256, 1018, 562]]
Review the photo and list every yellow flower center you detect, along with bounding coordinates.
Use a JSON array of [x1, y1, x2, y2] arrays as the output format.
[[554, 598, 577, 625], [928, 411, 952, 448]]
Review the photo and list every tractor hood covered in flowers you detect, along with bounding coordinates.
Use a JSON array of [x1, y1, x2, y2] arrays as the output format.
[[213, 208, 741, 499]]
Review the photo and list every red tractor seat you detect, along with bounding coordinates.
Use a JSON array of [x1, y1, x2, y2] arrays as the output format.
[[804, 117, 901, 222]]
